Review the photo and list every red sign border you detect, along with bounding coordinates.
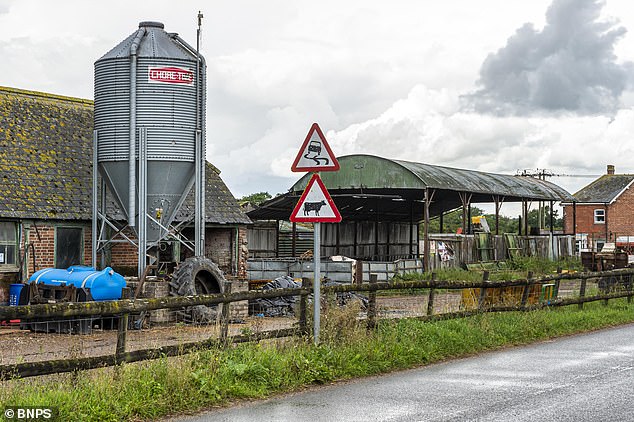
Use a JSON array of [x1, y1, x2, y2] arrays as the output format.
[[291, 123, 340, 172], [148, 66, 194, 85], [290, 174, 342, 223]]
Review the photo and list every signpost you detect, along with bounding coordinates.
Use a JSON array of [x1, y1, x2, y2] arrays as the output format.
[[291, 123, 341, 344]]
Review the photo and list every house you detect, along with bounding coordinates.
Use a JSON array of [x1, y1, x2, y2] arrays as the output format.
[[562, 165, 634, 252], [0, 86, 251, 303]]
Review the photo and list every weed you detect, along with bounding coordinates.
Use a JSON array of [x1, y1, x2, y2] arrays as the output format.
[[1, 297, 632, 421]]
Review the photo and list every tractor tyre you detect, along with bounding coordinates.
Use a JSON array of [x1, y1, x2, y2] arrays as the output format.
[[169, 256, 226, 323]]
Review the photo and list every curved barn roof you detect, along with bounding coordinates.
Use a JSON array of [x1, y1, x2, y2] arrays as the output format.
[[292, 155, 573, 201], [249, 154, 573, 222]]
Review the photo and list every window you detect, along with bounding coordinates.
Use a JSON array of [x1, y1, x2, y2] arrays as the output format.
[[55, 227, 83, 269], [0, 222, 17, 266], [594, 209, 605, 224]]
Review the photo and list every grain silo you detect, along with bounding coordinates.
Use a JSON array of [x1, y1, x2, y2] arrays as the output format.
[[92, 21, 206, 277]]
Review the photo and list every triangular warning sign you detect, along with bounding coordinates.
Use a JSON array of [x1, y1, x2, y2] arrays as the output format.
[[290, 174, 342, 223], [291, 123, 340, 172]]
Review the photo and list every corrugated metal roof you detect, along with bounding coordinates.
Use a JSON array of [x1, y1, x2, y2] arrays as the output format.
[[572, 174, 634, 203], [249, 154, 574, 222], [292, 155, 574, 201]]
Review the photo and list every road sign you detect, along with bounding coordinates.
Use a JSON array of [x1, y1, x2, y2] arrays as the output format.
[[290, 173, 342, 223], [291, 123, 340, 172]]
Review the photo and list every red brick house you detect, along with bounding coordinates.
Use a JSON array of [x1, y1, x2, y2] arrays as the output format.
[[562, 165, 634, 252], [0, 86, 251, 303]]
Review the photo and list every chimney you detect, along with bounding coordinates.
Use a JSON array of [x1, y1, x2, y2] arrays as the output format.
[[607, 164, 615, 175]]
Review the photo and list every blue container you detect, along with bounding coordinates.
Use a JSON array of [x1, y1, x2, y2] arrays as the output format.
[[28, 266, 126, 301], [9, 283, 24, 306]]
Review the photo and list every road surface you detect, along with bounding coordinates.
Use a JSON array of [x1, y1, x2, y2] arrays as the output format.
[[175, 323, 634, 422]]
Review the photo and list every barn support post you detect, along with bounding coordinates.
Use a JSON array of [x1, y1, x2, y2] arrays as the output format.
[[549, 201, 554, 234], [458, 192, 472, 235], [374, 199, 380, 259], [409, 202, 414, 257], [276, 220, 281, 258], [386, 221, 391, 260], [416, 223, 420, 257], [493, 195, 504, 236], [354, 220, 358, 257], [423, 188, 435, 273], [439, 211, 444, 233], [291, 222, 296, 257], [467, 204, 472, 234]]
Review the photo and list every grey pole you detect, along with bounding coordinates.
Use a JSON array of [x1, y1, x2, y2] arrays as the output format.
[[313, 221, 321, 345]]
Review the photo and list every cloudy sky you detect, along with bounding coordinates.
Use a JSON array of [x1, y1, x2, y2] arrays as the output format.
[[1, 0, 633, 212]]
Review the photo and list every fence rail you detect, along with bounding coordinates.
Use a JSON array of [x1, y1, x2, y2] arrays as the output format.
[[1, 267, 633, 380]]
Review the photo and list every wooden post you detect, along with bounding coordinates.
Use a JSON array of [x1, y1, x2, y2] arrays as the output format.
[[478, 270, 490, 311], [367, 274, 378, 331], [116, 314, 129, 360], [578, 277, 587, 310], [427, 273, 437, 316], [627, 274, 632, 304], [521, 271, 534, 308], [220, 281, 232, 344], [299, 277, 309, 335], [554, 267, 562, 298]]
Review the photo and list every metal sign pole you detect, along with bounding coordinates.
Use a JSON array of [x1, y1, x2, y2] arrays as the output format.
[[313, 221, 321, 345]]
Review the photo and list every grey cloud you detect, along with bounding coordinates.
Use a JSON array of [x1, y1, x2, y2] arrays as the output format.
[[465, 0, 632, 115]]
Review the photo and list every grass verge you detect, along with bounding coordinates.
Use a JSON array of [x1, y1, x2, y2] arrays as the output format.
[[1, 299, 633, 421]]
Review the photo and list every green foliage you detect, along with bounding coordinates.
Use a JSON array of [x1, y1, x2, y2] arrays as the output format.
[[424, 205, 563, 235], [2, 297, 632, 421], [238, 191, 272, 206]]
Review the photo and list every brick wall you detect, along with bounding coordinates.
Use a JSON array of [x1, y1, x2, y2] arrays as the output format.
[[22, 222, 92, 276], [605, 186, 634, 238], [563, 185, 634, 245]]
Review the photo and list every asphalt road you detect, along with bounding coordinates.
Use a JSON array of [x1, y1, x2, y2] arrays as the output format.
[[176, 323, 634, 422]]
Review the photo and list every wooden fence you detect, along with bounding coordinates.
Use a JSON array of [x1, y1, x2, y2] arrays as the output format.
[[0, 267, 632, 380], [428, 234, 575, 270]]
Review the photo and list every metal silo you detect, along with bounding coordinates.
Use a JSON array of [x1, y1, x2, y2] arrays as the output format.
[[93, 21, 206, 277]]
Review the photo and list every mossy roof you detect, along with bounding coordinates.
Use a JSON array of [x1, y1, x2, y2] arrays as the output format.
[[0, 86, 250, 224], [572, 174, 634, 204]]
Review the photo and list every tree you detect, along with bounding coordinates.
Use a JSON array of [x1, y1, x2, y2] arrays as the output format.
[[238, 192, 272, 206]]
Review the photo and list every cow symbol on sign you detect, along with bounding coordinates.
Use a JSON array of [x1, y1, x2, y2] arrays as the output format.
[[303, 200, 326, 216]]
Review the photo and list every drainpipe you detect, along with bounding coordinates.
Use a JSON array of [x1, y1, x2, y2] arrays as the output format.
[[128, 28, 146, 227]]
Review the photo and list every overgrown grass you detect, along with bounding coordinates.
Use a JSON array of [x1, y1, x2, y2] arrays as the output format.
[[387, 257, 583, 295], [2, 299, 633, 421]]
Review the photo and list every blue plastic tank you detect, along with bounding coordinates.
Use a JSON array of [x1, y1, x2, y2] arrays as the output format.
[[28, 266, 126, 301]]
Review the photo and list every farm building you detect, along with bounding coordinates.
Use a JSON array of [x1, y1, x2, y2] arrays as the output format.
[[563, 165, 634, 252], [0, 86, 250, 303], [248, 154, 576, 274]]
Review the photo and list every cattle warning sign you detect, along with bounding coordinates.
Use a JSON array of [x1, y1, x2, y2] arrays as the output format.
[[290, 173, 341, 223], [291, 123, 340, 172]]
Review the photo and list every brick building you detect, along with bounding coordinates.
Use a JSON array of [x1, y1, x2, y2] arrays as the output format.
[[0, 86, 251, 303], [562, 165, 634, 252]]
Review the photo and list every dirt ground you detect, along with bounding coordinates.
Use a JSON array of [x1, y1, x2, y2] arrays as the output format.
[[0, 283, 591, 366]]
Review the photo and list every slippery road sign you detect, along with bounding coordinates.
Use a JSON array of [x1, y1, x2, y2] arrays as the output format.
[[291, 123, 340, 172], [290, 174, 342, 223]]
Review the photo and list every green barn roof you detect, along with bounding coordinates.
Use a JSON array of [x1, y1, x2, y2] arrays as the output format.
[[249, 154, 574, 222]]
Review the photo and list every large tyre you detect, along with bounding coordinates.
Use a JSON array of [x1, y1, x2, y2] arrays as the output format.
[[169, 256, 226, 323]]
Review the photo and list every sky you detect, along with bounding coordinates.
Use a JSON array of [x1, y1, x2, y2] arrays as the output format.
[[1, 0, 633, 216]]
